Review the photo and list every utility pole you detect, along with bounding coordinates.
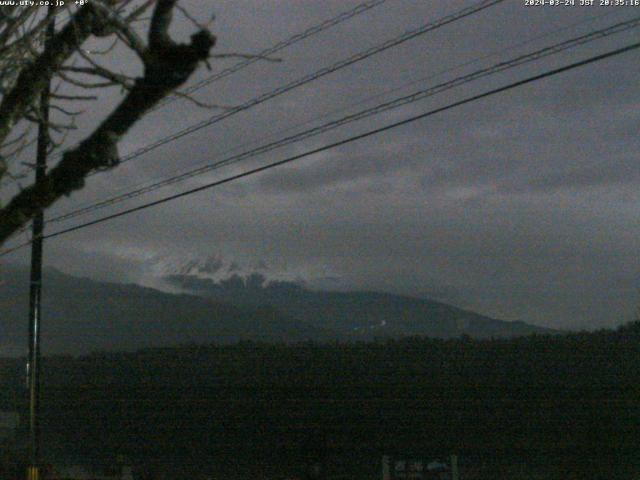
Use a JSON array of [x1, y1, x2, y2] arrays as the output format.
[[26, 6, 55, 480], [450, 454, 459, 480]]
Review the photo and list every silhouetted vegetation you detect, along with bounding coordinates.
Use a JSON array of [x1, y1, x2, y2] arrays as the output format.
[[2, 323, 639, 479]]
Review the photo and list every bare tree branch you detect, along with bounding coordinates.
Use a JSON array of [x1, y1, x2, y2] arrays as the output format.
[[50, 92, 99, 101], [0, 0, 216, 245], [210, 53, 281, 62], [61, 65, 135, 89], [0, 4, 109, 149], [172, 90, 234, 110], [56, 69, 122, 89], [92, 0, 148, 58]]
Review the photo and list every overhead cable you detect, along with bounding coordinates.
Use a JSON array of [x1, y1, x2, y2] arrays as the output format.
[[46, 16, 640, 225], [1, 39, 637, 258]]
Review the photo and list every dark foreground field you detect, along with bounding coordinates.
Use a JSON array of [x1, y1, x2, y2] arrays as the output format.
[[1, 323, 639, 479]]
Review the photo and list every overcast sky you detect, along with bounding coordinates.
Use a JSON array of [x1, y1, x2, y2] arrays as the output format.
[[3, 0, 640, 330]]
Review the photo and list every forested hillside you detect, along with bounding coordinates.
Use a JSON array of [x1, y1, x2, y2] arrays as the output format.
[[1, 324, 639, 479], [0, 265, 555, 356]]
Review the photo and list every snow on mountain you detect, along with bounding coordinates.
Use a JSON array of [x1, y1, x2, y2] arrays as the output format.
[[144, 253, 337, 290]]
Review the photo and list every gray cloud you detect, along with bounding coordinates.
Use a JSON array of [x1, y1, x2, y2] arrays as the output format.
[[4, 0, 640, 332]]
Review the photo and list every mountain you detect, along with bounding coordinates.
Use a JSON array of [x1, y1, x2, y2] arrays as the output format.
[[0, 265, 333, 356], [0, 264, 557, 356], [165, 272, 559, 339]]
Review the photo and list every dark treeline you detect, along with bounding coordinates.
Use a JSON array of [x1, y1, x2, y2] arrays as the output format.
[[1, 323, 640, 479]]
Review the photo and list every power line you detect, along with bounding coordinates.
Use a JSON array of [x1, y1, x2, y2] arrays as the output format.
[[52, 7, 626, 219], [0, 0, 385, 233], [44, 0, 392, 167], [0, 0, 507, 248], [1, 39, 637, 258], [96, 0, 505, 170], [45, 16, 640, 225], [153, 0, 389, 110], [17, 0, 504, 242], [31, 0, 504, 229]]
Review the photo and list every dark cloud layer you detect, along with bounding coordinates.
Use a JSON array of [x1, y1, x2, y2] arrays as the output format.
[[4, 0, 640, 331]]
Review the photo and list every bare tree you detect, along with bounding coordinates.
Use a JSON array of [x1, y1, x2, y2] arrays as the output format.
[[0, 0, 216, 246]]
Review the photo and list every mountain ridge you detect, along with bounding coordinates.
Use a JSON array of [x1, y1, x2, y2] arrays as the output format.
[[164, 272, 560, 339], [0, 264, 560, 356]]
